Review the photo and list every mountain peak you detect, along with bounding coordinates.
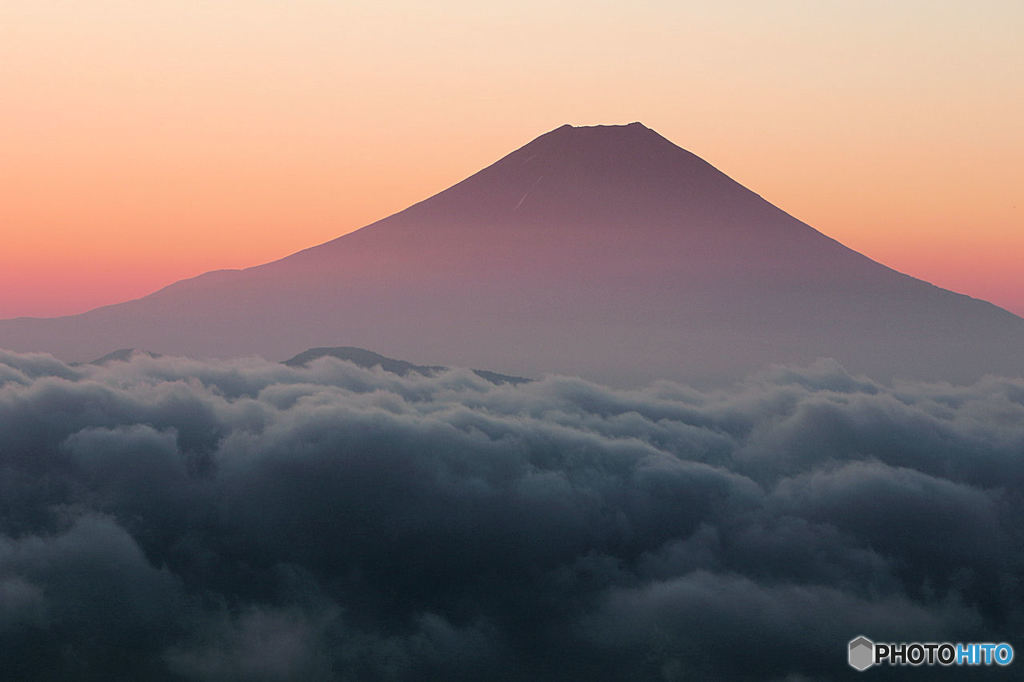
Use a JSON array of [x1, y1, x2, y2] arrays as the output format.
[[528, 120, 671, 151], [555, 121, 649, 131], [505, 121, 717, 181], [400, 120, 743, 233]]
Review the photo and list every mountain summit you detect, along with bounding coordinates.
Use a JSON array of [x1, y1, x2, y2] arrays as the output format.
[[2, 123, 1021, 384]]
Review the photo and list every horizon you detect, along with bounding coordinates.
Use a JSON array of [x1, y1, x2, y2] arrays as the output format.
[[2, 1, 1022, 318]]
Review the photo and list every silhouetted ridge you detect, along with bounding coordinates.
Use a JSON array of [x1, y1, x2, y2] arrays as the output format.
[[283, 347, 444, 376], [87, 348, 162, 365], [283, 347, 531, 385]]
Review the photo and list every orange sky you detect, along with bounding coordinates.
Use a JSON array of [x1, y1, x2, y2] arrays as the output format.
[[1, 1, 1021, 318]]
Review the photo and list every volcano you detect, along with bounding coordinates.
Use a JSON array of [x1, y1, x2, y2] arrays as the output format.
[[2, 123, 1021, 385]]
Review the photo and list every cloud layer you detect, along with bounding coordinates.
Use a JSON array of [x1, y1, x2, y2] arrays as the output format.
[[0, 350, 1021, 680]]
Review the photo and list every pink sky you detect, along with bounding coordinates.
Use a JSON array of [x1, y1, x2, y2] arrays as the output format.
[[1, 1, 1021, 318]]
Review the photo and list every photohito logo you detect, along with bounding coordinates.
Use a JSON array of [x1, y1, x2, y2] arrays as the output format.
[[848, 636, 1014, 671]]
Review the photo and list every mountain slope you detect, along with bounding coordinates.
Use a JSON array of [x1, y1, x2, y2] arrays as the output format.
[[1, 123, 1021, 385]]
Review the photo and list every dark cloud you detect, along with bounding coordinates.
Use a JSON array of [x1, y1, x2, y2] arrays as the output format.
[[0, 350, 1021, 679]]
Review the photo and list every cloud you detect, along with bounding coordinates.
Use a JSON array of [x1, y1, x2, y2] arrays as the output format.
[[0, 350, 1021, 679]]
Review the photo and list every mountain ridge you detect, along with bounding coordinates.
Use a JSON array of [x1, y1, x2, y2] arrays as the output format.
[[1, 123, 1021, 385], [283, 346, 531, 385]]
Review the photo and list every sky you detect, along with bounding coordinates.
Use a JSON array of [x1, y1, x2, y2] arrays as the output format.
[[1, 1, 1022, 318]]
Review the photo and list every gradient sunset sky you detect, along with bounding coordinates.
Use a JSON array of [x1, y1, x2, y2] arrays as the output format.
[[2, 1, 1021, 318]]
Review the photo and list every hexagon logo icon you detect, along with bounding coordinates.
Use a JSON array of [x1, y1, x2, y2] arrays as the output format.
[[848, 636, 874, 671]]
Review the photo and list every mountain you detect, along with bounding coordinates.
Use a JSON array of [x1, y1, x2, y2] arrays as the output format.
[[1, 122, 1022, 385], [283, 347, 447, 376], [283, 346, 531, 385], [86, 348, 163, 365]]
